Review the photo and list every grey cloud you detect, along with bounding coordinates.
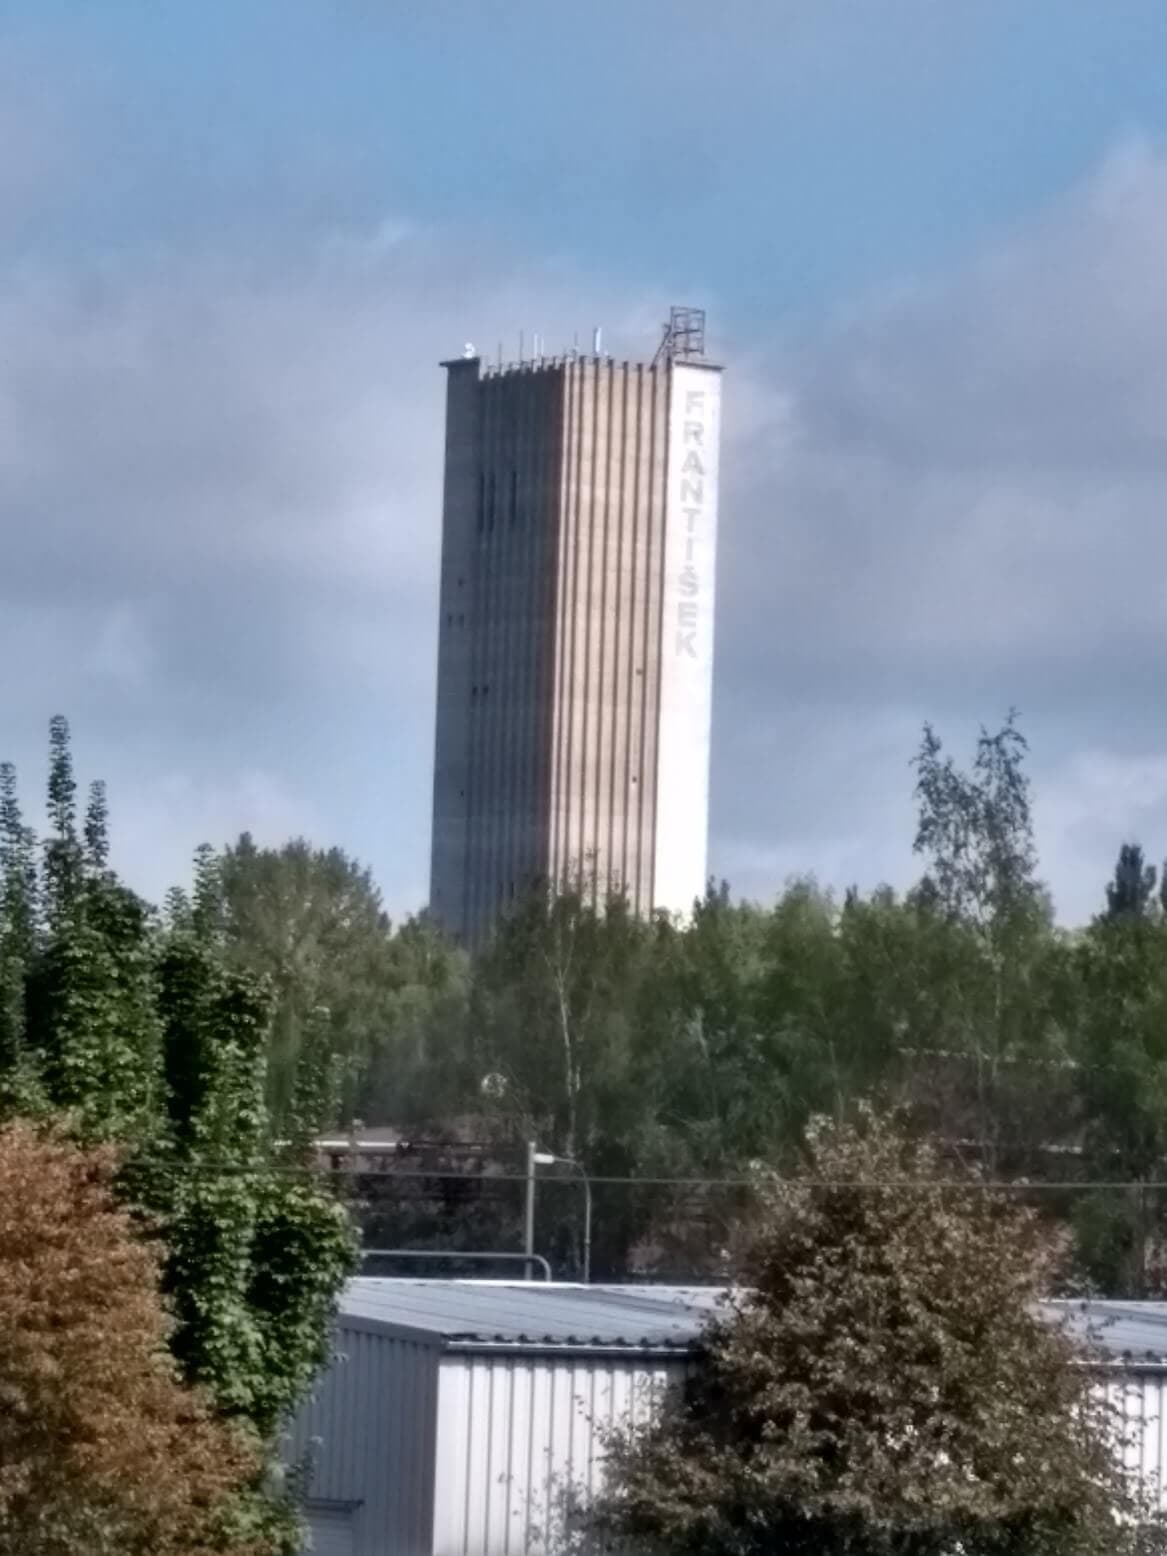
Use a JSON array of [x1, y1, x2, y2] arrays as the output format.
[[712, 141, 1167, 922], [6, 141, 1167, 926], [0, 225, 663, 911]]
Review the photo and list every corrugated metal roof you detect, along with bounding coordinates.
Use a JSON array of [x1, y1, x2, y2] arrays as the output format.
[[337, 1281, 1167, 1364], [338, 1279, 726, 1351], [1042, 1300, 1167, 1364]]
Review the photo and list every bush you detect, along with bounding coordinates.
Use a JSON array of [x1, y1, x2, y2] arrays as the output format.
[[596, 1112, 1166, 1556]]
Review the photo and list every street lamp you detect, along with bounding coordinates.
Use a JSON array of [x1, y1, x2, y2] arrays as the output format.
[[524, 1142, 593, 1284]]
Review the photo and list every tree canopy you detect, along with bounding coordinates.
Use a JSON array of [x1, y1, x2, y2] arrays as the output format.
[[0, 722, 356, 1549], [292, 715, 1167, 1293], [594, 1114, 1164, 1556]]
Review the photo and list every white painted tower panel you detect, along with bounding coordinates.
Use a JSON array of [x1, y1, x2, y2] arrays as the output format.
[[653, 362, 721, 917]]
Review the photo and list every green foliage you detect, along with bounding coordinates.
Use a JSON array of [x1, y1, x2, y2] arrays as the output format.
[[0, 762, 37, 1105], [594, 1114, 1166, 1556], [43, 712, 80, 923], [22, 733, 159, 1143], [330, 712, 1167, 1291], [356, 911, 471, 1126], [1066, 909, 1167, 1293], [472, 888, 674, 1161], [913, 711, 1039, 927], [150, 878, 357, 1440], [1106, 842, 1158, 920], [153, 929, 271, 1420], [28, 876, 160, 1141], [216, 835, 411, 1131], [0, 720, 356, 1551], [246, 1175, 356, 1435]]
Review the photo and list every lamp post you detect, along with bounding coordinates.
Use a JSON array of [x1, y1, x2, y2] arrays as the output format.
[[526, 1145, 592, 1284], [523, 1140, 539, 1281]]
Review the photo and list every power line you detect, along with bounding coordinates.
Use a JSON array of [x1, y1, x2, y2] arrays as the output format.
[[126, 1163, 1167, 1192]]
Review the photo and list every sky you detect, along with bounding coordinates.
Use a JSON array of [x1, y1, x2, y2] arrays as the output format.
[[4, 0, 1167, 925]]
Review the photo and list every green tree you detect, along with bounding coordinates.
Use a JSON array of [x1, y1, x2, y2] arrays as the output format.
[[655, 882, 778, 1165], [151, 862, 357, 1440], [1068, 909, 1167, 1294], [468, 888, 689, 1274], [471, 888, 663, 1163], [354, 910, 470, 1128], [0, 761, 38, 1105], [23, 723, 159, 1143], [595, 1113, 1163, 1556], [913, 712, 1039, 926], [1105, 843, 1158, 921], [910, 714, 1066, 1172], [0, 721, 356, 1549], [216, 835, 405, 1129]]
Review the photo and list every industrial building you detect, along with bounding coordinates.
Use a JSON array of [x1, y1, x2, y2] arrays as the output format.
[[428, 308, 722, 945], [288, 1280, 719, 1556], [289, 1282, 1167, 1556]]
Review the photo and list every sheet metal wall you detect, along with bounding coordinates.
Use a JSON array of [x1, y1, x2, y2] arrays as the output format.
[[288, 1323, 441, 1556], [304, 1506, 356, 1556], [432, 1352, 688, 1556], [289, 1327, 1167, 1555], [1100, 1371, 1167, 1509]]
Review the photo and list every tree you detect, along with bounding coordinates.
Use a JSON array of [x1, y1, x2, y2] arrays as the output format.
[[216, 835, 406, 1129], [469, 888, 674, 1163], [0, 1121, 269, 1556], [0, 722, 356, 1548], [1067, 910, 1167, 1295], [467, 888, 664, 1271], [150, 858, 357, 1441], [353, 911, 471, 1128], [912, 712, 1039, 927], [910, 714, 1064, 1172], [1105, 843, 1158, 921], [14, 718, 161, 1144], [596, 1113, 1163, 1556], [0, 761, 37, 1106]]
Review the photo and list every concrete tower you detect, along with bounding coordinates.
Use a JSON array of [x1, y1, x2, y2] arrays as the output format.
[[428, 308, 721, 945]]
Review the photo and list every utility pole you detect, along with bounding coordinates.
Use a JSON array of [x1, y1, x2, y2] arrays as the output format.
[[578, 1169, 592, 1285]]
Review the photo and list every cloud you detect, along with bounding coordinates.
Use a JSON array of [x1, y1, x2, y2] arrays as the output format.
[[87, 608, 154, 689], [713, 139, 1167, 922], [5, 122, 1167, 926], [108, 767, 322, 909], [0, 221, 665, 913]]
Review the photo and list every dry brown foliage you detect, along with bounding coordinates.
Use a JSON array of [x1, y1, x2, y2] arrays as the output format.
[[0, 1120, 273, 1556]]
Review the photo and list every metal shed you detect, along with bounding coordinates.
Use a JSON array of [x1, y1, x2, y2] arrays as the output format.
[[1045, 1299, 1167, 1506], [287, 1280, 722, 1556], [289, 1285, 1167, 1556]]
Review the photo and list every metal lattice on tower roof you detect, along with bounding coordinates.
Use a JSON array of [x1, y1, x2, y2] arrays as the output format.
[[652, 305, 706, 367]]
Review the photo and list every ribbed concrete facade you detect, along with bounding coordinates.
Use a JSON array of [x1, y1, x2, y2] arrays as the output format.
[[429, 343, 721, 945]]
